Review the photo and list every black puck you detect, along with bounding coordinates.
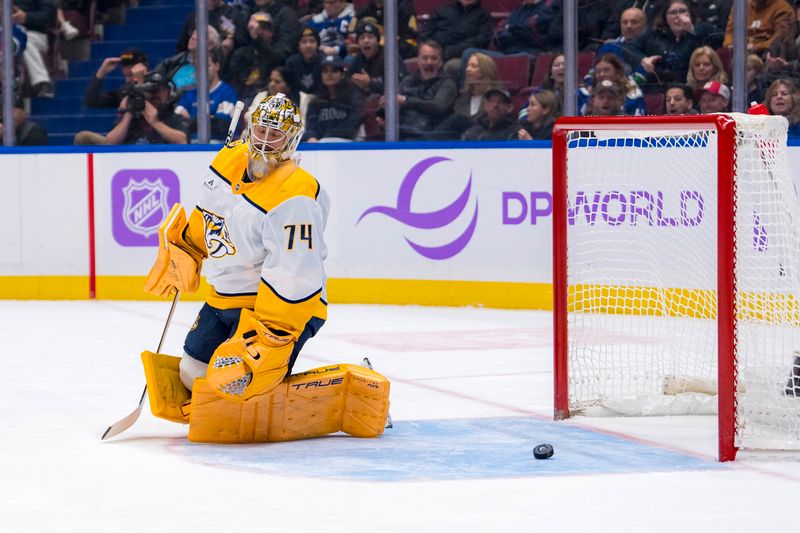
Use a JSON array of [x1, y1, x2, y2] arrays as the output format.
[[533, 443, 554, 459]]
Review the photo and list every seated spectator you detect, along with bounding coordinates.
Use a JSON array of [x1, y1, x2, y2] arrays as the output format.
[[155, 26, 220, 92], [355, 0, 417, 59], [539, 52, 565, 107], [433, 51, 502, 139], [56, 0, 80, 41], [249, 0, 300, 64], [0, 22, 28, 91], [175, 49, 238, 143], [418, 0, 493, 65], [696, 0, 732, 47], [597, 6, 649, 73], [764, 78, 800, 136], [723, 0, 796, 55], [757, 34, 800, 92], [747, 54, 765, 106], [245, 66, 299, 119], [57, 1, 89, 57], [698, 80, 730, 113], [15, 0, 57, 98], [548, 0, 612, 51], [462, 88, 519, 141], [1, 96, 47, 145], [96, 0, 126, 24], [664, 82, 698, 114], [82, 71, 190, 145], [495, 0, 555, 57], [303, 55, 364, 142], [286, 27, 325, 96], [517, 88, 560, 140], [579, 53, 645, 116], [306, 0, 356, 57], [586, 79, 627, 116], [346, 20, 405, 97], [224, 11, 278, 102], [630, 0, 706, 92], [177, 0, 248, 55], [687, 46, 729, 95], [383, 40, 458, 140], [84, 49, 148, 109]]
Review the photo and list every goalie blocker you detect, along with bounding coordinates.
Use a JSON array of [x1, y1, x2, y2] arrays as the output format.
[[141, 351, 391, 443]]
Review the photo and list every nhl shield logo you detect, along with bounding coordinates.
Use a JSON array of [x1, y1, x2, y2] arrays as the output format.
[[112, 169, 181, 247], [122, 179, 170, 237]]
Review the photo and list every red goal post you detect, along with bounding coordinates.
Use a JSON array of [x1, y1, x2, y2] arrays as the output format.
[[551, 114, 795, 462]]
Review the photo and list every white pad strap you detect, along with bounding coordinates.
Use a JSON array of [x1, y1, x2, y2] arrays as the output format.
[[179, 353, 208, 391]]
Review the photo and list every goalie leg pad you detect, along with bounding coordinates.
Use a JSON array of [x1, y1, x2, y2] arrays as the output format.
[[187, 364, 391, 443], [141, 351, 191, 424]]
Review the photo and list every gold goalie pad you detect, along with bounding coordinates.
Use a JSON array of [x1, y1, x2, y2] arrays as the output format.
[[141, 351, 191, 424], [187, 363, 391, 443]]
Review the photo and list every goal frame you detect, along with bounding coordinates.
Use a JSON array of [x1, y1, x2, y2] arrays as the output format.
[[551, 114, 739, 462]]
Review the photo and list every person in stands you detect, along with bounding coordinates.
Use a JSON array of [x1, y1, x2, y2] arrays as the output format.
[[303, 55, 364, 142], [664, 82, 698, 114], [517, 88, 560, 140], [383, 40, 457, 140], [698, 80, 731, 113], [686, 46, 729, 95], [764, 78, 800, 137]]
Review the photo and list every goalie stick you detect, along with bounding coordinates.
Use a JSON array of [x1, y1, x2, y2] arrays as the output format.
[[225, 100, 244, 145], [101, 290, 181, 440], [362, 357, 393, 429], [102, 104, 245, 441]]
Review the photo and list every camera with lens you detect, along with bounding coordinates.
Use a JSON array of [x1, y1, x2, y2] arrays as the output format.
[[122, 71, 169, 116]]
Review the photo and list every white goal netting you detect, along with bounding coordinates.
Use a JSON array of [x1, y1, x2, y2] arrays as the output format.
[[562, 113, 800, 451]]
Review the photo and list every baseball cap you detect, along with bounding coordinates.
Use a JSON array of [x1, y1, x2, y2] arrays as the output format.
[[484, 87, 512, 102], [356, 22, 381, 39], [321, 55, 345, 69], [593, 79, 623, 96], [119, 48, 148, 66], [252, 11, 273, 27], [702, 80, 731, 100], [143, 70, 170, 88], [300, 26, 321, 45]]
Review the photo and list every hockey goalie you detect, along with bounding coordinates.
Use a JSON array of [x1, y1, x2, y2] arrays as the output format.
[[140, 93, 390, 443]]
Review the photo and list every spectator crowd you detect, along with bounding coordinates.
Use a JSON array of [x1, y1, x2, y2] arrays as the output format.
[[7, 0, 800, 145]]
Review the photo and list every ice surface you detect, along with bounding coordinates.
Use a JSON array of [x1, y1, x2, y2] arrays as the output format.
[[2, 301, 799, 532]]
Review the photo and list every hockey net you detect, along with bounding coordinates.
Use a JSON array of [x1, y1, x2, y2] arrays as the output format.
[[552, 113, 800, 460]]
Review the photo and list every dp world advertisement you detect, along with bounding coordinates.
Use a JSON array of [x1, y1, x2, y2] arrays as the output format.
[[5, 142, 800, 307]]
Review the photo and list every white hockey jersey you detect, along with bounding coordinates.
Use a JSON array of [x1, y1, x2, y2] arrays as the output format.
[[188, 141, 329, 338]]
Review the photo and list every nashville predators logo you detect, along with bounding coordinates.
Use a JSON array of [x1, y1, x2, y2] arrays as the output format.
[[201, 209, 236, 258]]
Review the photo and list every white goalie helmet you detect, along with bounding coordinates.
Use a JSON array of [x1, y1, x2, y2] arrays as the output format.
[[245, 92, 304, 180]]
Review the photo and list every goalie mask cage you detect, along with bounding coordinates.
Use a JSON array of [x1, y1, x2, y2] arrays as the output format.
[[552, 113, 800, 462]]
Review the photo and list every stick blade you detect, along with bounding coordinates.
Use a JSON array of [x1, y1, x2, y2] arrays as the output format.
[[100, 386, 147, 440]]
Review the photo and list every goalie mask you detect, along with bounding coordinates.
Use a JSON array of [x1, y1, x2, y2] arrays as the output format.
[[246, 93, 303, 180]]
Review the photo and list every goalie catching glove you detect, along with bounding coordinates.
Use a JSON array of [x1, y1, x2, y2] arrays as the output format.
[[144, 203, 207, 296], [206, 308, 295, 401]]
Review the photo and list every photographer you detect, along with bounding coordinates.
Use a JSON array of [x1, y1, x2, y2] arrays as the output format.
[[103, 71, 190, 145], [84, 48, 148, 109]]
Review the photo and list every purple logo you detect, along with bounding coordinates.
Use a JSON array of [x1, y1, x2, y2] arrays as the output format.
[[111, 169, 180, 246], [567, 190, 705, 227], [357, 157, 478, 260], [753, 210, 768, 252]]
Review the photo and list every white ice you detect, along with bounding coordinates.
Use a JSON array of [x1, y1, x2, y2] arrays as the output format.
[[3, 300, 800, 532]]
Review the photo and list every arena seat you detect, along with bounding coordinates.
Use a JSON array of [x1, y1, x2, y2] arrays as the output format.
[[530, 52, 554, 88], [644, 93, 665, 115], [493, 54, 531, 94]]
